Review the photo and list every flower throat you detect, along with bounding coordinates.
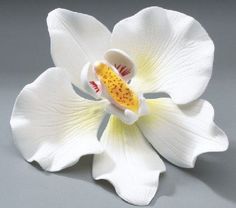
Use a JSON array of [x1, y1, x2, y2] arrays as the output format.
[[95, 62, 139, 113]]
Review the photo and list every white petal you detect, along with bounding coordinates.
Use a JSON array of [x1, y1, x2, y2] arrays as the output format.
[[10, 68, 106, 172], [93, 116, 165, 206], [111, 6, 214, 104], [104, 49, 136, 81], [138, 93, 149, 116], [47, 8, 111, 88], [80, 62, 102, 99], [105, 103, 138, 125], [105, 93, 148, 125], [137, 98, 229, 168]]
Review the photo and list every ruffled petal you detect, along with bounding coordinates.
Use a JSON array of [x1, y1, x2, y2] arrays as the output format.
[[47, 8, 111, 89], [93, 116, 165, 205], [10, 68, 106, 171], [137, 98, 228, 168], [111, 6, 214, 104]]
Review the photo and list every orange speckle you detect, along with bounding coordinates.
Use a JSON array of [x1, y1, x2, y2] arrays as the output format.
[[95, 62, 139, 112]]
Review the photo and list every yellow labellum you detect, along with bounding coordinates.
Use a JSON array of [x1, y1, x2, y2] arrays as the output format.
[[95, 62, 139, 113]]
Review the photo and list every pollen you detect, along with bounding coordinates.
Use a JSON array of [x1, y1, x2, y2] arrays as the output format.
[[95, 62, 139, 113]]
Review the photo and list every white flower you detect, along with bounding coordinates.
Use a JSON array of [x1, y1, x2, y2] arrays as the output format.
[[10, 7, 228, 206]]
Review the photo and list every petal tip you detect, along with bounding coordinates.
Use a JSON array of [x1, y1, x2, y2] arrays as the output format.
[[47, 8, 65, 17], [115, 177, 160, 206], [46, 8, 70, 28]]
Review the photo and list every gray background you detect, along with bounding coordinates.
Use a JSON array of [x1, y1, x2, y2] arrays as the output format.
[[0, 0, 235, 207]]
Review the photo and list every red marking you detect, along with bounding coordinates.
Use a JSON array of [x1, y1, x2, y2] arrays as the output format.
[[114, 64, 131, 77], [89, 81, 100, 93]]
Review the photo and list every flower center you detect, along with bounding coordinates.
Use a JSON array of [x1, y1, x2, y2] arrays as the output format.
[[95, 62, 139, 113]]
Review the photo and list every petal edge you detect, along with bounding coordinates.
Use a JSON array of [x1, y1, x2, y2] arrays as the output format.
[[47, 8, 111, 88], [93, 116, 165, 205], [137, 98, 228, 168], [111, 6, 214, 104], [10, 68, 106, 171]]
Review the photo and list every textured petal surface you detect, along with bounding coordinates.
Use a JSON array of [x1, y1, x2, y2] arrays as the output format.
[[111, 6, 214, 104], [10, 68, 106, 171], [137, 98, 228, 168], [47, 8, 111, 88], [93, 116, 165, 205]]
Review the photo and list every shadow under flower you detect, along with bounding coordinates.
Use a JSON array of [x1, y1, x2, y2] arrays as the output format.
[[29, 141, 235, 205], [183, 143, 236, 204], [53, 154, 175, 205], [150, 170, 176, 206], [56, 155, 115, 194]]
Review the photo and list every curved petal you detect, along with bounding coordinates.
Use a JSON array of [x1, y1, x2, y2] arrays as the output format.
[[47, 8, 111, 88], [111, 6, 214, 104], [10, 68, 106, 172], [93, 116, 165, 206], [104, 49, 136, 81], [137, 98, 229, 168], [80, 62, 102, 99], [105, 94, 148, 125], [105, 103, 139, 125]]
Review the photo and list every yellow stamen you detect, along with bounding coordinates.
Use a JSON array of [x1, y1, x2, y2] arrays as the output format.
[[95, 62, 139, 113]]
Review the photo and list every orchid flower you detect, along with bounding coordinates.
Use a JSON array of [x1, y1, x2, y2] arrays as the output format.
[[10, 7, 228, 206]]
